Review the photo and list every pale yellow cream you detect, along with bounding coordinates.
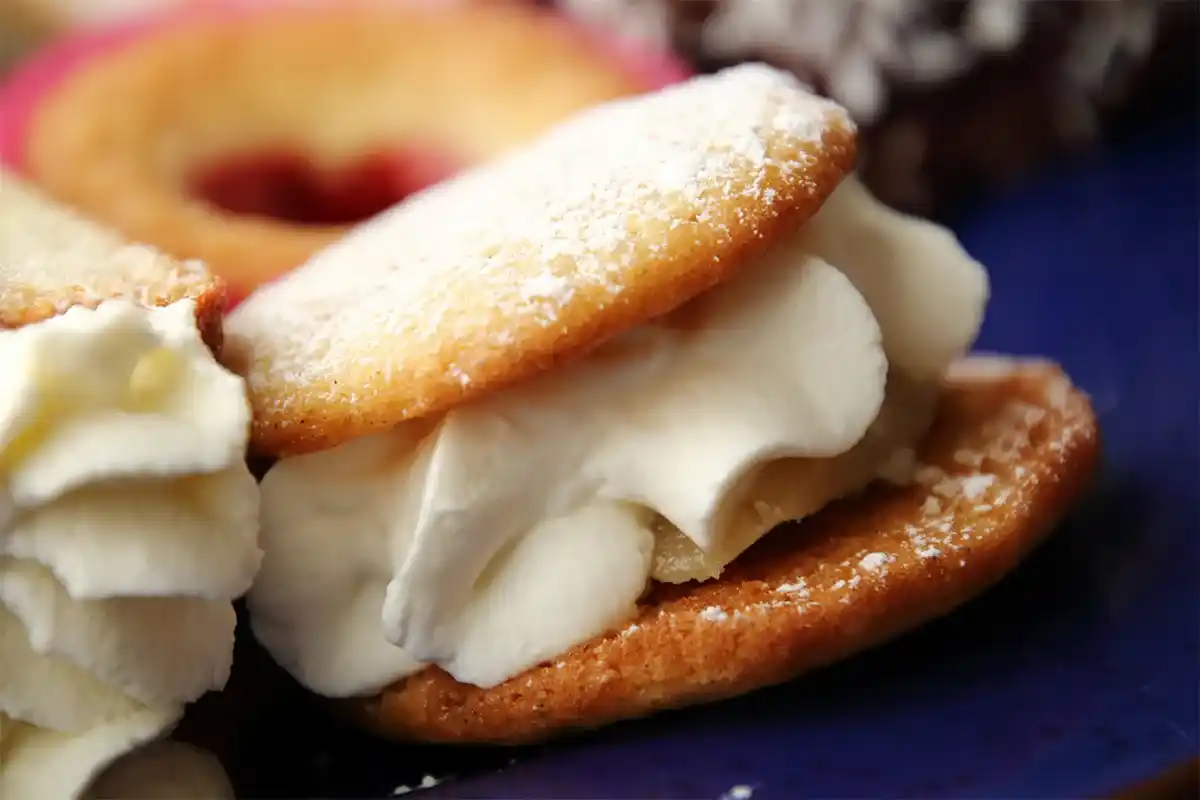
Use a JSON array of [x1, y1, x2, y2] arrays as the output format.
[[0, 300, 258, 799]]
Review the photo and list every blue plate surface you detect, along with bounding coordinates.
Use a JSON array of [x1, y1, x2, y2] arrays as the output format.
[[237, 115, 1198, 799]]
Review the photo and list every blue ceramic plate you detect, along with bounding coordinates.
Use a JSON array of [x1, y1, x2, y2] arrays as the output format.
[[235, 115, 1198, 799]]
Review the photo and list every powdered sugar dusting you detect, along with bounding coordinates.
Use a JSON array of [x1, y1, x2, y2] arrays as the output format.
[[775, 579, 809, 597], [858, 552, 893, 572], [900, 371, 1093, 565], [227, 65, 852, 421], [519, 270, 576, 304], [0, 172, 212, 323], [959, 473, 996, 500]]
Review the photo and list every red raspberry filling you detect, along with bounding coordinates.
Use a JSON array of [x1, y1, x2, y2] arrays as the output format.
[[188, 147, 461, 226]]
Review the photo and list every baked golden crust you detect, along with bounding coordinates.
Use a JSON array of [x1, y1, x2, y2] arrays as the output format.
[[0, 279, 226, 354], [222, 66, 856, 457], [349, 357, 1099, 744], [0, 170, 225, 350], [22, 2, 655, 302]]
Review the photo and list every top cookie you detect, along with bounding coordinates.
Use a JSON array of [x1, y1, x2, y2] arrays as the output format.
[[0, 170, 225, 349], [224, 65, 857, 457]]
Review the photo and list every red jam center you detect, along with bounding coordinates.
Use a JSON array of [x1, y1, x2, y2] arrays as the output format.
[[188, 147, 461, 226]]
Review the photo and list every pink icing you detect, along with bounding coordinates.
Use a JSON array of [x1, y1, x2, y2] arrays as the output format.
[[0, 0, 692, 172]]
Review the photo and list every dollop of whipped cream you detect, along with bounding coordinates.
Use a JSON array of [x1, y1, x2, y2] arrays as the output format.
[[249, 178, 988, 694], [0, 300, 260, 799], [84, 739, 236, 800], [1, 712, 234, 800]]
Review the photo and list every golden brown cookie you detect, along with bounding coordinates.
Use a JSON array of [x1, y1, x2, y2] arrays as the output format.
[[347, 356, 1098, 743], [0, 170, 225, 349], [223, 64, 856, 456]]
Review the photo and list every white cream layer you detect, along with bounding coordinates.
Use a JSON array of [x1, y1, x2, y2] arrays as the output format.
[[249, 178, 988, 695], [0, 713, 235, 799], [0, 300, 260, 799]]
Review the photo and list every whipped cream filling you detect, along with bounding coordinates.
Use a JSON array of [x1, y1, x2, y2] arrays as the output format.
[[249, 178, 988, 695], [0, 300, 260, 799], [83, 739, 236, 800], [0, 707, 180, 800], [1, 713, 235, 800]]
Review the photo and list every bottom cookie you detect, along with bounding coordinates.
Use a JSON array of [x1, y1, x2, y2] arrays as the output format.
[[348, 356, 1099, 744]]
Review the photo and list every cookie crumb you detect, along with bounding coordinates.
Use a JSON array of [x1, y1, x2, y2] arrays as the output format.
[[859, 552, 893, 572], [960, 473, 996, 500], [392, 775, 444, 796], [776, 579, 809, 597]]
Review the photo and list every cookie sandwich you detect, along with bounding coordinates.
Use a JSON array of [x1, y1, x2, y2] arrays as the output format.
[[226, 64, 1099, 744]]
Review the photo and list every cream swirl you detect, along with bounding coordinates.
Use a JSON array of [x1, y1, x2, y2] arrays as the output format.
[[0, 299, 259, 799]]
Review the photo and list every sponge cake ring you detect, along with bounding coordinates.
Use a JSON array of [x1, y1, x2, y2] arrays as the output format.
[[6, 2, 691, 308]]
